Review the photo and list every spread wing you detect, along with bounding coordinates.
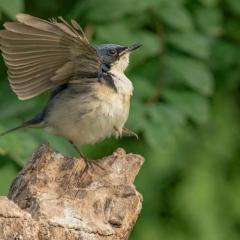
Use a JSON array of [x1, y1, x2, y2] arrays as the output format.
[[0, 13, 101, 100]]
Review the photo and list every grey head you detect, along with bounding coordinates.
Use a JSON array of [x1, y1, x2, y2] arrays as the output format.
[[96, 43, 142, 68]]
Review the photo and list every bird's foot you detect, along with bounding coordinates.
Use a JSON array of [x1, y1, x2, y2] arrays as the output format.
[[69, 140, 106, 178], [69, 140, 104, 176], [81, 154, 105, 174], [122, 127, 139, 139]]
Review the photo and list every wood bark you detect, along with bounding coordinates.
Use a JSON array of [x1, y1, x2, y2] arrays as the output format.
[[0, 144, 144, 240]]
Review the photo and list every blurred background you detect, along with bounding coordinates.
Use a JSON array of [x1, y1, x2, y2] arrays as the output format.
[[0, 0, 240, 239]]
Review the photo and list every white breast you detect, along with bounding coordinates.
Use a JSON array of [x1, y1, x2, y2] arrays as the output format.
[[110, 69, 133, 95], [45, 75, 133, 147], [109, 52, 133, 95]]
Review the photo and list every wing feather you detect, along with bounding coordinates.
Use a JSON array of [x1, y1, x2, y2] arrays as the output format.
[[8, 60, 65, 76], [0, 13, 100, 100]]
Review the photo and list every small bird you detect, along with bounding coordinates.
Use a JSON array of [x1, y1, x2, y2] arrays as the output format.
[[0, 14, 141, 162]]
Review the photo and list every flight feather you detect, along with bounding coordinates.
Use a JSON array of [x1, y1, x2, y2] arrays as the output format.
[[0, 13, 100, 100]]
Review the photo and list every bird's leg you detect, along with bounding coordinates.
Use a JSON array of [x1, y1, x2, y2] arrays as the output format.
[[113, 126, 122, 139], [69, 141, 87, 162], [69, 141, 104, 174], [122, 127, 139, 139], [69, 140, 90, 176]]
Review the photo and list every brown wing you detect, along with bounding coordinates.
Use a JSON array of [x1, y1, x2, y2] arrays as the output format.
[[0, 13, 101, 100]]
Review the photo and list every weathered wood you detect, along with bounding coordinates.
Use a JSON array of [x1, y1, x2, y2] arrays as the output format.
[[0, 144, 144, 240]]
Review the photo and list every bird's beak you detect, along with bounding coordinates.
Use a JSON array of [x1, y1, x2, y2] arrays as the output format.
[[119, 43, 142, 56], [128, 43, 142, 51]]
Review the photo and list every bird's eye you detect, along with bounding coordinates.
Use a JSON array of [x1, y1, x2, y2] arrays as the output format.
[[108, 49, 117, 55]]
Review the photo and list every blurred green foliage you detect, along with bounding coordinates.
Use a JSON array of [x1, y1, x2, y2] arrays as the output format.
[[1, 0, 240, 239]]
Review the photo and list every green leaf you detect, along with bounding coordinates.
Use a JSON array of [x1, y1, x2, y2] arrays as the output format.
[[143, 117, 181, 150], [0, 131, 39, 166], [156, 5, 193, 31], [0, 160, 18, 195], [160, 0, 185, 6], [225, 18, 240, 42], [0, 0, 24, 18], [225, 0, 240, 17], [147, 104, 186, 126], [163, 90, 209, 124], [133, 77, 156, 100], [194, 6, 223, 36], [130, 59, 161, 83], [165, 55, 214, 95], [126, 98, 147, 132], [96, 23, 160, 60], [210, 40, 240, 70], [87, 0, 162, 22], [168, 32, 211, 59], [142, 103, 186, 149], [199, 0, 219, 7]]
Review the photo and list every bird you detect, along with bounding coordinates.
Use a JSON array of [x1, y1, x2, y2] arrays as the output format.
[[0, 13, 141, 164]]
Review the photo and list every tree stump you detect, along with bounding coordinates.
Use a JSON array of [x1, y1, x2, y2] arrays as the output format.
[[0, 144, 144, 240]]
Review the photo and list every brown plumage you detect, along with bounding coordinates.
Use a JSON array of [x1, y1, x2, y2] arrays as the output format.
[[0, 14, 141, 158], [0, 13, 100, 100]]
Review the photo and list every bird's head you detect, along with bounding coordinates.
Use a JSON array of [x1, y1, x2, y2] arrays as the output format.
[[96, 43, 142, 73]]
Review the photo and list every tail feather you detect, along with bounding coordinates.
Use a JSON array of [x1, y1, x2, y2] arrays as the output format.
[[0, 122, 30, 137], [0, 110, 46, 137]]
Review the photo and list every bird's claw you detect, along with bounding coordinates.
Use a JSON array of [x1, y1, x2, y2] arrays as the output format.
[[80, 155, 105, 175], [122, 127, 139, 139]]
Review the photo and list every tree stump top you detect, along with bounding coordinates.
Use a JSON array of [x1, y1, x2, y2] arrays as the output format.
[[0, 144, 144, 240]]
